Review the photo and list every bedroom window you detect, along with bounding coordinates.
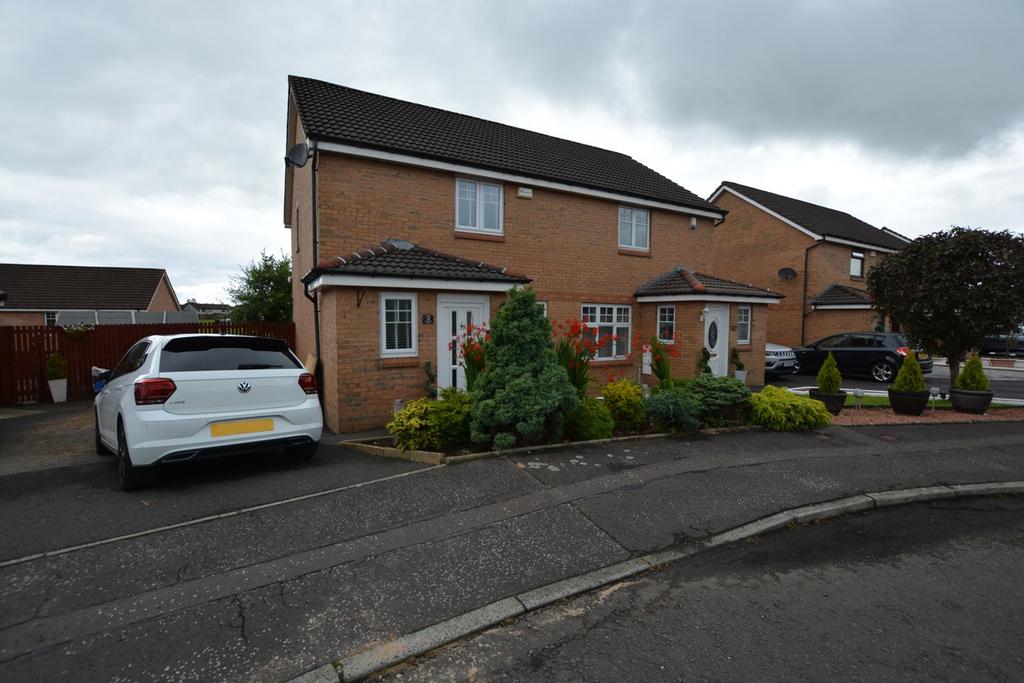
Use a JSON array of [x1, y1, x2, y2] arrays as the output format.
[[456, 178, 503, 234]]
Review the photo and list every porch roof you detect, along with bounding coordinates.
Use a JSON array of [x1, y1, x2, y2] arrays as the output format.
[[635, 267, 782, 301]]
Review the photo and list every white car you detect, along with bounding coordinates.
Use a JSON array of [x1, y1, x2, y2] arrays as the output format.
[[764, 342, 798, 377], [94, 334, 323, 490]]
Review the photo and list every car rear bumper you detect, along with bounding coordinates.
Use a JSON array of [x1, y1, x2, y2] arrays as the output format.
[[126, 398, 323, 466]]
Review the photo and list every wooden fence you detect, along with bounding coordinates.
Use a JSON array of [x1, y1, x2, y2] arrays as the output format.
[[0, 322, 296, 405]]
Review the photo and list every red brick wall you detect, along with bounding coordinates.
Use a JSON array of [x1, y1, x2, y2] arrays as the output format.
[[0, 311, 45, 326], [147, 276, 181, 312], [804, 308, 879, 344]]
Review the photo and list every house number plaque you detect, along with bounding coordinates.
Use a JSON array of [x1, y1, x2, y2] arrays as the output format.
[[422, 314, 434, 325]]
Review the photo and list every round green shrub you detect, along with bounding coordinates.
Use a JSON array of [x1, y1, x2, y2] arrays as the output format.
[[433, 388, 472, 449], [386, 398, 440, 452], [955, 353, 989, 391], [567, 396, 615, 441], [749, 386, 831, 431], [492, 432, 517, 450], [816, 352, 843, 393], [685, 375, 751, 426], [891, 352, 926, 392], [644, 387, 701, 433], [602, 379, 646, 431], [45, 353, 69, 381]]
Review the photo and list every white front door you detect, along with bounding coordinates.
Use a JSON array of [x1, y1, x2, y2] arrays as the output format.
[[437, 294, 490, 392], [704, 304, 730, 377]]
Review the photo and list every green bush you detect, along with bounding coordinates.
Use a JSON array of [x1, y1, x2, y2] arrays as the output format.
[[891, 352, 926, 392], [652, 377, 693, 393], [956, 353, 990, 391], [816, 352, 842, 393], [749, 386, 832, 431], [470, 288, 579, 449], [433, 388, 472, 448], [686, 374, 751, 426], [567, 396, 615, 441], [603, 379, 646, 432], [45, 353, 68, 381], [645, 387, 701, 433], [387, 399, 440, 452], [492, 432, 517, 450], [730, 347, 745, 371], [697, 348, 712, 375]]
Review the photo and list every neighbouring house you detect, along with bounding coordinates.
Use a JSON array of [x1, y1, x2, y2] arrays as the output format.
[[284, 76, 781, 433], [0, 263, 182, 326], [707, 181, 910, 348], [183, 300, 233, 321]]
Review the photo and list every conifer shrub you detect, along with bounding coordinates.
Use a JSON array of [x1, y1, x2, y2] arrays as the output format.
[[686, 374, 751, 426], [955, 353, 989, 391], [644, 387, 701, 433], [816, 352, 843, 393], [749, 386, 832, 431], [891, 352, 927, 392], [566, 396, 615, 441], [45, 353, 69, 381]]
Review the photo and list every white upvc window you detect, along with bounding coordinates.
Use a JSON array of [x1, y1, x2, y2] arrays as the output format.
[[456, 178, 503, 234], [850, 251, 865, 277], [581, 304, 631, 359], [44, 311, 58, 326], [537, 301, 548, 317], [657, 305, 675, 343], [380, 293, 418, 357], [618, 206, 649, 250], [737, 305, 752, 344]]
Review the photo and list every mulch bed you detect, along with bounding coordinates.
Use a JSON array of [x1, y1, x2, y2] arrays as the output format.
[[831, 407, 1024, 426]]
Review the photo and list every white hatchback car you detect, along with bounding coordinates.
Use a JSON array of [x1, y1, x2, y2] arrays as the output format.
[[94, 334, 323, 490]]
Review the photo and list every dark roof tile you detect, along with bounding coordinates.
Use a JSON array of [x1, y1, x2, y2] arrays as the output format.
[[0, 263, 172, 310], [811, 283, 872, 306], [636, 267, 782, 299]]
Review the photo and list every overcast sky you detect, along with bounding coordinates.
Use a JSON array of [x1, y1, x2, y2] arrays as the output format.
[[2, 1, 1022, 303]]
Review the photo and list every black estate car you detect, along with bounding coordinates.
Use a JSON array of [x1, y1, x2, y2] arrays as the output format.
[[795, 332, 933, 383], [980, 325, 1024, 356]]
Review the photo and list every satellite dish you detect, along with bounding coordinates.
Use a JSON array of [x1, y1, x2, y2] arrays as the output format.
[[778, 267, 797, 281], [285, 142, 310, 168]]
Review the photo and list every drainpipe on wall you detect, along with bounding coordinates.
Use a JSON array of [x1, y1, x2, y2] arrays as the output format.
[[309, 141, 324, 406], [800, 238, 825, 346]]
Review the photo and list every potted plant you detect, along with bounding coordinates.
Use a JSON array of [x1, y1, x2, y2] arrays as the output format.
[[888, 352, 929, 415], [45, 352, 69, 404], [730, 348, 747, 384], [809, 351, 846, 415], [950, 353, 994, 414]]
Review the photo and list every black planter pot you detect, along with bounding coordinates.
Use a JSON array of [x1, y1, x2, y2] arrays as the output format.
[[950, 388, 994, 415], [809, 389, 847, 416], [888, 390, 930, 416]]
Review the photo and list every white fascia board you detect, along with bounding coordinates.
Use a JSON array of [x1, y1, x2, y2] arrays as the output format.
[[812, 304, 873, 310], [308, 274, 522, 292], [821, 235, 898, 253], [713, 185, 820, 240], [636, 294, 781, 304], [316, 141, 725, 220], [0, 308, 47, 312]]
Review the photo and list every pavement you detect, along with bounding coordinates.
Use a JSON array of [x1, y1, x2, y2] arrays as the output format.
[[0, 418, 1023, 681], [380, 497, 1024, 682]]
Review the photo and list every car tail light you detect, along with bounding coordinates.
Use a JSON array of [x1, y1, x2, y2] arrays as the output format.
[[895, 346, 910, 356], [135, 378, 176, 405], [298, 373, 318, 395]]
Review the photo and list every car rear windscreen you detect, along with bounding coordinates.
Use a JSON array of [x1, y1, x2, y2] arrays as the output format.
[[159, 337, 301, 372]]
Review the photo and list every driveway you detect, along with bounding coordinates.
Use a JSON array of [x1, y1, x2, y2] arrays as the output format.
[[0, 401, 102, 476]]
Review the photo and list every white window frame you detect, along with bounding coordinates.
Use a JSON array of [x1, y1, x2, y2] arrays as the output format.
[[850, 251, 865, 278], [455, 177, 504, 235], [44, 311, 58, 326], [657, 305, 675, 343], [618, 206, 650, 251], [537, 301, 548, 317], [379, 292, 418, 358], [581, 304, 631, 360], [737, 305, 751, 345]]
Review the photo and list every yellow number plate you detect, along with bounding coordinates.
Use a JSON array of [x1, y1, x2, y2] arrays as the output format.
[[210, 419, 274, 438]]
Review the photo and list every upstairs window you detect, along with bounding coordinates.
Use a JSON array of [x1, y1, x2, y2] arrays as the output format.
[[456, 178, 503, 234], [850, 251, 865, 278], [44, 311, 57, 326], [657, 306, 675, 343], [618, 206, 649, 250], [581, 304, 631, 359], [736, 306, 751, 344]]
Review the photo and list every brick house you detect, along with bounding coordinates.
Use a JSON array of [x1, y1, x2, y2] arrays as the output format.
[[284, 77, 780, 433], [0, 263, 181, 326], [707, 182, 909, 348]]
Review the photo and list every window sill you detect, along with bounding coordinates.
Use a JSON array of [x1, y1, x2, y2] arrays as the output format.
[[591, 358, 633, 367], [455, 229, 505, 242], [618, 247, 651, 258], [379, 356, 419, 369]]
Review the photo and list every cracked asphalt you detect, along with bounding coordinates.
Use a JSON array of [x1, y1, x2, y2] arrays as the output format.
[[380, 497, 1024, 682], [0, 420, 1023, 681]]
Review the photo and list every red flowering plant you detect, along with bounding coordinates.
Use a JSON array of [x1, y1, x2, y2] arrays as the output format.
[[448, 322, 490, 393], [645, 336, 680, 385], [552, 319, 614, 397]]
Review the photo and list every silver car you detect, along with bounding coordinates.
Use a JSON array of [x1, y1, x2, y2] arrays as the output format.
[[765, 342, 798, 377]]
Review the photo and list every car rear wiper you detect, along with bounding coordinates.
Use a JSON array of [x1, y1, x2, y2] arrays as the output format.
[[237, 364, 283, 369]]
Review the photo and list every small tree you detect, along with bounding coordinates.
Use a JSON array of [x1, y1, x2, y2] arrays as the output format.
[[816, 352, 842, 393], [227, 251, 292, 322], [955, 353, 989, 391], [891, 353, 927, 393], [868, 227, 1024, 385], [470, 288, 579, 448]]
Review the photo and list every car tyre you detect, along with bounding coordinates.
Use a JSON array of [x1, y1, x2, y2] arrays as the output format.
[[117, 420, 156, 491], [286, 441, 319, 461], [95, 410, 112, 456], [870, 359, 897, 383]]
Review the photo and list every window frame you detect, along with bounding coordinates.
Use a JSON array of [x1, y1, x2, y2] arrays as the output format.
[[581, 303, 631, 360], [44, 311, 57, 326], [537, 301, 548, 317], [657, 305, 675, 343], [736, 305, 751, 345], [455, 177, 504, 235], [379, 292, 418, 358], [617, 206, 650, 251], [850, 251, 865, 278]]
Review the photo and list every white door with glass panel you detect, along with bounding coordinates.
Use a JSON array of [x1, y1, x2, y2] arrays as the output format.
[[437, 294, 489, 391], [704, 304, 730, 376]]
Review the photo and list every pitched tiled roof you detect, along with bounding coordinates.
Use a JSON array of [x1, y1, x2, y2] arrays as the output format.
[[636, 267, 782, 299], [716, 181, 908, 250], [288, 76, 722, 215], [0, 263, 172, 310], [811, 283, 872, 307], [306, 239, 530, 284]]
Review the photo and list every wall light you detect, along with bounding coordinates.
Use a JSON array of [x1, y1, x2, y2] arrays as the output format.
[[699, 306, 710, 322]]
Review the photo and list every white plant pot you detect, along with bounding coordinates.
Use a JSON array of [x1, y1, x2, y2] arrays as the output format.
[[733, 370, 748, 383], [48, 378, 68, 403]]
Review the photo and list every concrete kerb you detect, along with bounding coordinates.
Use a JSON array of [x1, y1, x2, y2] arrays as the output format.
[[291, 481, 1024, 682]]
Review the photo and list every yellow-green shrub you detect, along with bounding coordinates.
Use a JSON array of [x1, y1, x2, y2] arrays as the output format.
[[750, 386, 832, 431], [603, 379, 646, 431]]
